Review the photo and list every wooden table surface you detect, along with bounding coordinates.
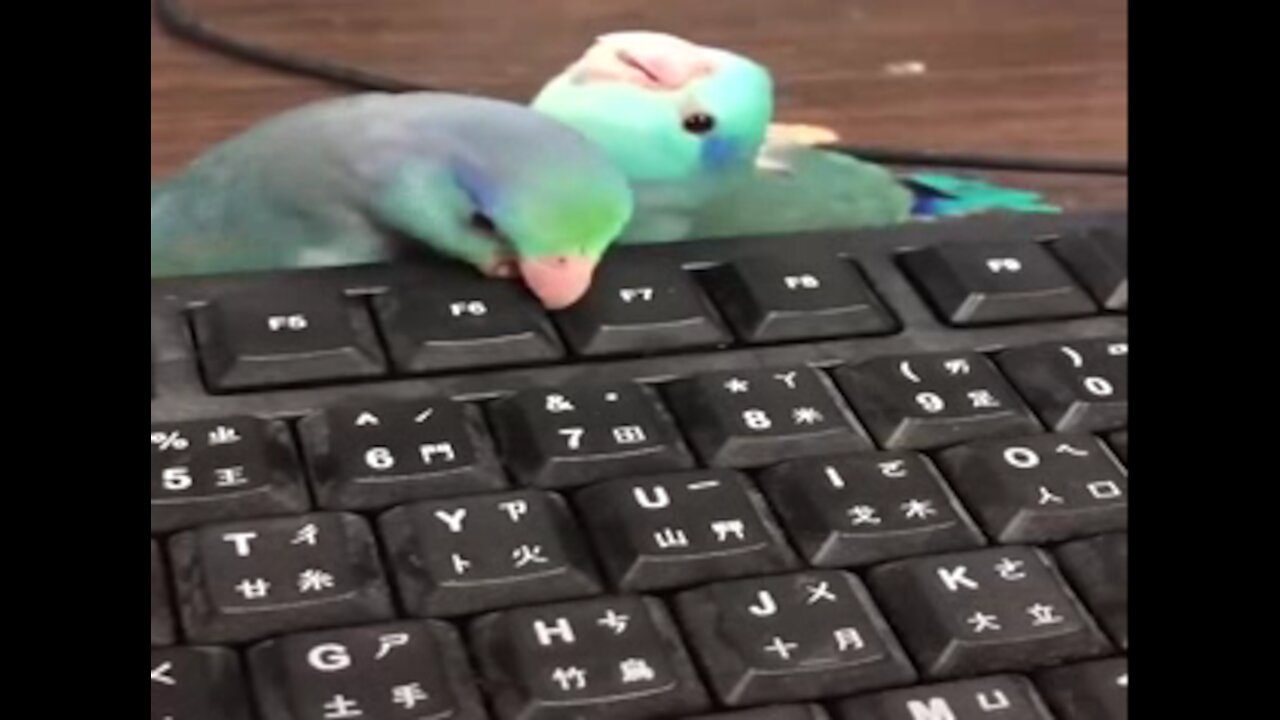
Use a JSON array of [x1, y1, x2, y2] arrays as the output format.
[[151, 0, 1128, 208]]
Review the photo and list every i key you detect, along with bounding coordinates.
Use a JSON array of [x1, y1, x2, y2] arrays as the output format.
[[998, 339, 1129, 433], [666, 367, 873, 468], [489, 383, 695, 489], [835, 353, 1041, 450], [937, 434, 1129, 544], [471, 596, 712, 720], [248, 621, 488, 720], [759, 453, 986, 568], [676, 571, 917, 707], [868, 547, 1113, 679]]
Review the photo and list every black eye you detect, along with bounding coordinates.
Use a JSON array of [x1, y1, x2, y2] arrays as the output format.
[[471, 213, 498, 234], [683, 113, 717, 135]]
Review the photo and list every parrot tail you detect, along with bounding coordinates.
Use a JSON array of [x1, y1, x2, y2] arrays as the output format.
[[905, 173, 1062, 218]]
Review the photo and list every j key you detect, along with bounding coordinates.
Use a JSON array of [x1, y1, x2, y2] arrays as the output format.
[[835, 353, 1041, 450], [380, 490, 604, 618], [298, 398, 507, 511], [489, 383, 695, 489], [248, 621, 488, 720], [1037, 658, 1129, 720], [834, 676, 1055, 720], [373, 270, 565, 374], [703, 256, 898, 343], [937, 435, 1129, 544], [676, 571, 917, 707], [170, 513, 395, 645], [1053, 228, 1129, 312], [192, 286, 387, 392], [576, 471, 800, 592], [998, 339, 1129, 433], [692, 707, 830, 720], [151, 647, 253, 720], [901, 240, 1098, 326], [666, 367, 873, 469], [868, 547, 1113, 679], [151, 417, 310, 535], [1057, 534, 1129, 649], [153, 542, 175, 647], [759, 453, 986, 568], [471, 596, 712, 720], [555, 257, 732, 357]]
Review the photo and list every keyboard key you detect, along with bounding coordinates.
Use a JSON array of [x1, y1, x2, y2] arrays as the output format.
[[298, 398, 507, 511], [152, 542, 175, 647], [576, 471, 800, 592], [666, 367, 873, 468], [835, 353, 1041, 450], [381, 490, 604, 617], [489, 383, 695, 489], [937, 435, 1129, 544], [834, 676, 1054, 719], [471, 596, 712, 720], [901, 241, 1098, 326], [192, 286, 387, 392], [676, 571, 917, 707], [373, 268, 565, 374], [555, 257, 732, 357], [1037, 658, 1129, 720], [703, 256, 898, 343], [248, 621, 488, 720], [759, 453, 986, 568], [151, 417, 310, 535], [1057, 534, 1129, 649], [151, 647, 254, 720], [1108, 430, 1129, 465], [170, 514, 395, 645], [997, 339, 1129, 433], [1053, 229, 1128, 312], [868, 547, 1113, 679]]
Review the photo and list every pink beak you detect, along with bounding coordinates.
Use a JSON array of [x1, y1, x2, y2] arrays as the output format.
[[520, 256, 599, 310]]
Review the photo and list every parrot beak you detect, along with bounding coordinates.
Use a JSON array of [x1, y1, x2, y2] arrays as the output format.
[[519, 256, 599, 310]]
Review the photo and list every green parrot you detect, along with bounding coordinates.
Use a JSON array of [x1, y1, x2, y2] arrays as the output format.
[[151, 93, 635, 309], [532, 32, 1059, 245]]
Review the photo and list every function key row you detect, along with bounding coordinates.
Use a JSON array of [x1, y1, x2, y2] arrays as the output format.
[[152, 233, 1126, 394], [152, 343, 1128, 534], [153, 544, 1128, 718]]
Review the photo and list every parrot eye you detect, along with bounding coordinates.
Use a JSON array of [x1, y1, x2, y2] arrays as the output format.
[[683, 113, 717, 135], [471, 213, 499, 234]]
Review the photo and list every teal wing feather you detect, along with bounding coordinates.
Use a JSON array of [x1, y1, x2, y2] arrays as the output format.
[[644, 146, 914, 243], [907, 173, 1063, 217]]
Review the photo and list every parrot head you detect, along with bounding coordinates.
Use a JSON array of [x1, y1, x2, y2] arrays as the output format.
[[449, 138, 635, 311], [531, 32, 776, 184]]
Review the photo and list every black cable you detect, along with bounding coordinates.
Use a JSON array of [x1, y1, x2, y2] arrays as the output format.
[[154, 0, 1128, 176]]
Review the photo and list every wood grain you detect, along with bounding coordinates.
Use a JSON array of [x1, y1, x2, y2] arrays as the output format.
[[151, 0, 1128, 207]]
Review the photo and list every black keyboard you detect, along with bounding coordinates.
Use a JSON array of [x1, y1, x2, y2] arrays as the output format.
[[151, 211, 1129, 720]]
